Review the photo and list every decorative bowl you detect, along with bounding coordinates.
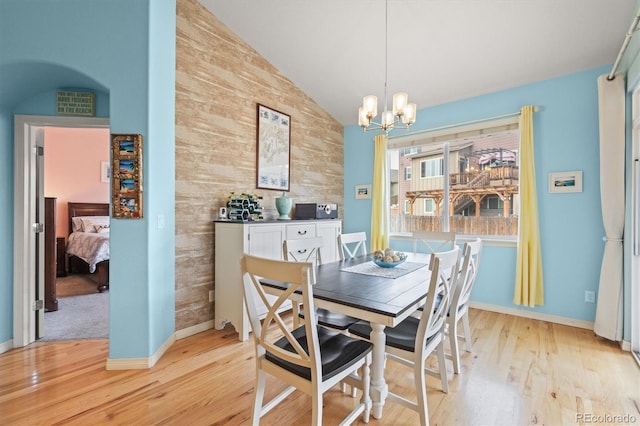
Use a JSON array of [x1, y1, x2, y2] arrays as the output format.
[[373, 255, 407, 268]]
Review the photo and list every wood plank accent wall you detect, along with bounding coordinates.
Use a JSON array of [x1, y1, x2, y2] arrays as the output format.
[[175, 0, 344, 330]]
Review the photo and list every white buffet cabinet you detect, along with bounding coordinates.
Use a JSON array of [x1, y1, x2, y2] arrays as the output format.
[[214, 219, 342, 341]]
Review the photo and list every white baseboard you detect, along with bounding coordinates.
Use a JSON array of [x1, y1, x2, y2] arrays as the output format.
[[620, 340, 631, 351], [175, 320, 214, 340], [104, 321, 217, 369], [470, 301, 595, 330], [103, 320, 218, 370], [0, 339, 13, 355], [106, 333, 176, 370]]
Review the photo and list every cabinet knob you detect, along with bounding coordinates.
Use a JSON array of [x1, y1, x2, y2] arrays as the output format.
[[297, 249, 308, 254]]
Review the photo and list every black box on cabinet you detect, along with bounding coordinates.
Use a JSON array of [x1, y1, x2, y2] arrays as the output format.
[[294, 203, 338, 220]]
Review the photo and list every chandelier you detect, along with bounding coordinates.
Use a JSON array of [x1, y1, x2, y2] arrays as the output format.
[[358, 0, 417, 134]]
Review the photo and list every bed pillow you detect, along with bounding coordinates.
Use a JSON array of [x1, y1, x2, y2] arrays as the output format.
[[77, 216, 110, 233], [71, 217, 84, 233], [94, 224, 110, 233]]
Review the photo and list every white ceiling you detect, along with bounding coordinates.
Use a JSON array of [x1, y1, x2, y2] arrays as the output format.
[[198, 1, 636, 126]]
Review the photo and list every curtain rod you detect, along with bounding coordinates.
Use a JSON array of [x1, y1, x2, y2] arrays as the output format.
[[388, 106, 538, 140], [608, 8, 640, 81]]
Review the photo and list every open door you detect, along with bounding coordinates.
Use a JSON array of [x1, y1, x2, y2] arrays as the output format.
[[13, 115, 110, 347], [35, 128, 45, 338]]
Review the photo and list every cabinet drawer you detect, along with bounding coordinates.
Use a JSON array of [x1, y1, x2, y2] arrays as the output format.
[[286, 223, 316, 239]]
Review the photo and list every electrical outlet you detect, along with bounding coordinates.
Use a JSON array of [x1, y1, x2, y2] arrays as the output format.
[[584, 290, 595, 303], [209, 290, 214, 303]]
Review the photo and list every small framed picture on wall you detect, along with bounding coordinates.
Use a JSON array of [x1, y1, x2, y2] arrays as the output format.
[[355, 184, 371, 199], [548, 170, 583, 193], [111, 133, 143, 218]]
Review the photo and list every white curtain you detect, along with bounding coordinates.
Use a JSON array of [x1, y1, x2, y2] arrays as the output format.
[[594, 73, 625, 341]]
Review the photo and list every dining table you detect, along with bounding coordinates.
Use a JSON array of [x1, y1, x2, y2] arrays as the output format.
[[261, 251, 433, 420]]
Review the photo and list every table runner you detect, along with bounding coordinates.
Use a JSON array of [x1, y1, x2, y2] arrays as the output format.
[[340, 261, 427, 279]]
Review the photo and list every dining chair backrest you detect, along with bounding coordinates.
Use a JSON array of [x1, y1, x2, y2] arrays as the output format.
[[338, 232, 368, 260], [283, 236, 324, 266], [451, 238, 483, 314], [412, 231, 456, 254], [240, 254, 321, 383], [283, 237, 324, 328], [416, 247, 460, 352]]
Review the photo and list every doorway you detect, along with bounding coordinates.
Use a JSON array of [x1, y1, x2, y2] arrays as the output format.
[[13, 115, 110, 347]]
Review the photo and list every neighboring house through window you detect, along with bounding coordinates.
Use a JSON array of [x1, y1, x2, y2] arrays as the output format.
[[387, 116, 520, 238]]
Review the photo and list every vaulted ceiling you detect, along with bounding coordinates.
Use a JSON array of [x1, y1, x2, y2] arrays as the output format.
[[199, 1, 635, 126]]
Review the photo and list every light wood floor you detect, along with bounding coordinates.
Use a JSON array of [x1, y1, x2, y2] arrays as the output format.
[[1, 309, 638, 425]]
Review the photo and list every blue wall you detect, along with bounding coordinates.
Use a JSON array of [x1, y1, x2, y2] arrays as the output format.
[[0, 0, 176, 359], [344, 66, 609, 325]]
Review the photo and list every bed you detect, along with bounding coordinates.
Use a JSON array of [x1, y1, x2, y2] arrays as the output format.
[[67, 202, 110, 292]]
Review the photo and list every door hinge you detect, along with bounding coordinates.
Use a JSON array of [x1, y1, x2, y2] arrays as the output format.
[[33, 223, 44, 233], [37, 146, 44, 156], [32, 300, 44, 311]]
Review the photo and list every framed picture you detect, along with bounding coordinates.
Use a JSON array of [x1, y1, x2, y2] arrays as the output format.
[[548, 170, 582, 193], [355, 184, 371, 199], [111, 134, 143, 218], [256, 103, 290, 191], [100, 161, 110, 183]]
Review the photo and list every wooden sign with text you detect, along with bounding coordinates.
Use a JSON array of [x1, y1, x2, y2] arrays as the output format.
[[56, 90, 95, 116]]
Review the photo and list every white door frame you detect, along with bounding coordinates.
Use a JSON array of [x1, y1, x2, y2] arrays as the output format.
[[13, 115, 110, 347], [632, 85, 640, 365]]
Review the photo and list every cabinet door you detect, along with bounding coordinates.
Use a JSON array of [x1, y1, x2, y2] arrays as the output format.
[[247, 224, 289, 317], [248, 224, 286, 260], [316, 221, 342, 263]]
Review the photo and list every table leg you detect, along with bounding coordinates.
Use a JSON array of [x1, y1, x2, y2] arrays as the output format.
[[369, 322, 388, 419]]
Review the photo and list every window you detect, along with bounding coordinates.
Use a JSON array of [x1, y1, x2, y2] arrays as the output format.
[[424, 199, 435, 215], [400, 147, 419, 156], [420, 157, 444, 178], [481, 195, 504, 211], [388, 118, 520, 237]]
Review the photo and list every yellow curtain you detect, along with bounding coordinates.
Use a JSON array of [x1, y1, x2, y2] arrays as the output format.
[[370, 134, 389, 251], [514, 105, 544, 307]]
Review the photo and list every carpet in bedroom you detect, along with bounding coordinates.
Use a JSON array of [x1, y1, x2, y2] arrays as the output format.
[[42, 274, 108, 341]]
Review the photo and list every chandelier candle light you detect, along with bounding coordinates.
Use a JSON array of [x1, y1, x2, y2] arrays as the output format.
[[358, 0, 417, 134]]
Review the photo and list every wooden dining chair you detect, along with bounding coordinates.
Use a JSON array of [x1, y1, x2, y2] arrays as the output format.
[[241, 254, 372, 425], [338, 232, 368, 260], [284, 237, 359, 331], [412, 231, 456, 254], [337, 231, 369, 396], [446, 238, 483, 375], [349, 247, 460, 426]]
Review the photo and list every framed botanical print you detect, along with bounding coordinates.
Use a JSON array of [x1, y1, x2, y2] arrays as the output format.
[[256, 103, 290, 191]]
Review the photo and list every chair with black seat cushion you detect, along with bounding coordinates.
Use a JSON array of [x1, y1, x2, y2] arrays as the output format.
[[241, 254, 372, 425], [412, 231, 456, 254], [284, 237, 359, 331], [446, 238, 483, 375], [349, 247, 460, 426]]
